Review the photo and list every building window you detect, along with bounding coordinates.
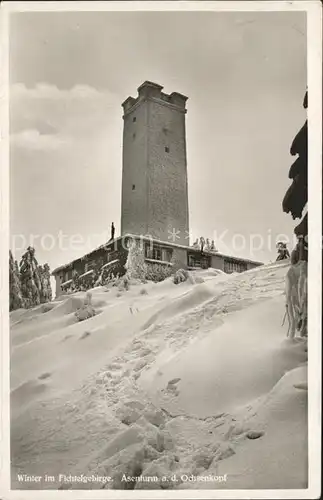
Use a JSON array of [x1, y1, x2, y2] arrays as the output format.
[[132, 184, 135, 190], [133, 116, 136, 122], [165, 146, 170, 153], [84, 259, 97, 272], [62, 269, 72, 282], [162, 248, 173, 262], [188, 253, 210, 269], [133, 133, 136, 139], [106, 251, 118, 264], [145, 244, 153, 259], [97, 257, 104, 268], [224, 259, 247, 274], [153, 247, 162, 261], [144, 244, 173, 262]]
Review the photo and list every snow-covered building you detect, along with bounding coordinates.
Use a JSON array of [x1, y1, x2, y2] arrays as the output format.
[[52, 82, 263, 296], [52, 234, 262, 297]]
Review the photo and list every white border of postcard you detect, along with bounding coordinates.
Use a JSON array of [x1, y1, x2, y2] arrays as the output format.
[[0, 1, 322, 499]]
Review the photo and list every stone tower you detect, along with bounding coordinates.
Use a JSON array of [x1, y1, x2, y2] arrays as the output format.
[[121, 81, 189, 246]]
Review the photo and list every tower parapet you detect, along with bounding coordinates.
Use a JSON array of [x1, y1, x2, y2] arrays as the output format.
[[122, 81, 188, 118]]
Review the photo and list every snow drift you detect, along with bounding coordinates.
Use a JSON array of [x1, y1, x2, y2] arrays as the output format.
[[10, 260, 307, 490]]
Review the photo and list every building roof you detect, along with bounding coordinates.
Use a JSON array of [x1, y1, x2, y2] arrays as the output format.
[[52, 239, 118, 274]]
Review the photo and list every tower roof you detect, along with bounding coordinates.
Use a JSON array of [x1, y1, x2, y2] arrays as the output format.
[[122, 81, 188, 114], [137, 81, 164, 93]]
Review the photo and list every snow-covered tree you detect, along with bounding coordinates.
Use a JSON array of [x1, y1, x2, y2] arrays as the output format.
[[38, 265, 45, 302], [19, 247, 42, 308], [145, 262, 173, 282], [125, 239, 147, 281], [43, 264, 52, 302], [170, 250, 187, 272], [38, 263, 52, 303], [9, 250, 24, 311], [71, 269, 81, 292]]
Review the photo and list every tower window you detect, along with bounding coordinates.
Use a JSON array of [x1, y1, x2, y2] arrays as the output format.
[[165, 146, 170, 153], [132, 184, 135, 190], [133, 116, 136, 122]]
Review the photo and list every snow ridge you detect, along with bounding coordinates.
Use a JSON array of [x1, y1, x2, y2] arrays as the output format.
[[10, 262, 307, 490]]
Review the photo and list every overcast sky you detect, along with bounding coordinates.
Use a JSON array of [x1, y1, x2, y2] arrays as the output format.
[[9, 10, 307, 271]]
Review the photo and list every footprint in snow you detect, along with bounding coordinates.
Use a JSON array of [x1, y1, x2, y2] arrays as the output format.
[[167, 377, 181, 386], [166, 378, 181, 396], [80, 331, 91, 340], [61, 334, 72, 342], [246, 430, 264, 440]]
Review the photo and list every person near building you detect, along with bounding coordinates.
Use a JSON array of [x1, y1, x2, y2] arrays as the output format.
[[210, 240, 217, 252], [276, 242, 290, 261], [200, 236, 205, 253], [110, 222, 115, 241], [192, 238, 199, 249]]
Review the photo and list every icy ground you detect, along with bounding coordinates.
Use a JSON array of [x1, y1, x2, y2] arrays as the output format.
[[10, 261, 307, 490]]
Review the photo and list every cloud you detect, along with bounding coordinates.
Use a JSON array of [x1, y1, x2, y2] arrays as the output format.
[[10, 129, 69, 150], [11, 82, 112, 100], [9, 83, 122, 252], [9, 83, 120, 148]]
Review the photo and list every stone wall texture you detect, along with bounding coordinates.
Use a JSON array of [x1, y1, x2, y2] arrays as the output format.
[[121, 88, 189, 246]]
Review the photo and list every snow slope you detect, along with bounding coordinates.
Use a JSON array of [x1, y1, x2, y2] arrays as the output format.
[[10, 261, 308, 490]]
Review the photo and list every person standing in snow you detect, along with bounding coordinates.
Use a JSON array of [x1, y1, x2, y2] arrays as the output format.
[[276, 242, 290, 261], [200, 236, 205, 253], [110, 222, 115, 241], [192, 238, 199, 249], [205, 238, 211, 251], [210, 240, 217, 252]]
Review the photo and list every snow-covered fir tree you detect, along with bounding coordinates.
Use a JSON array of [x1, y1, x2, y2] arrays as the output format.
[[19, 247, 42, 308], [9, 250, 24, 311], [43, 264, 52, 302]]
